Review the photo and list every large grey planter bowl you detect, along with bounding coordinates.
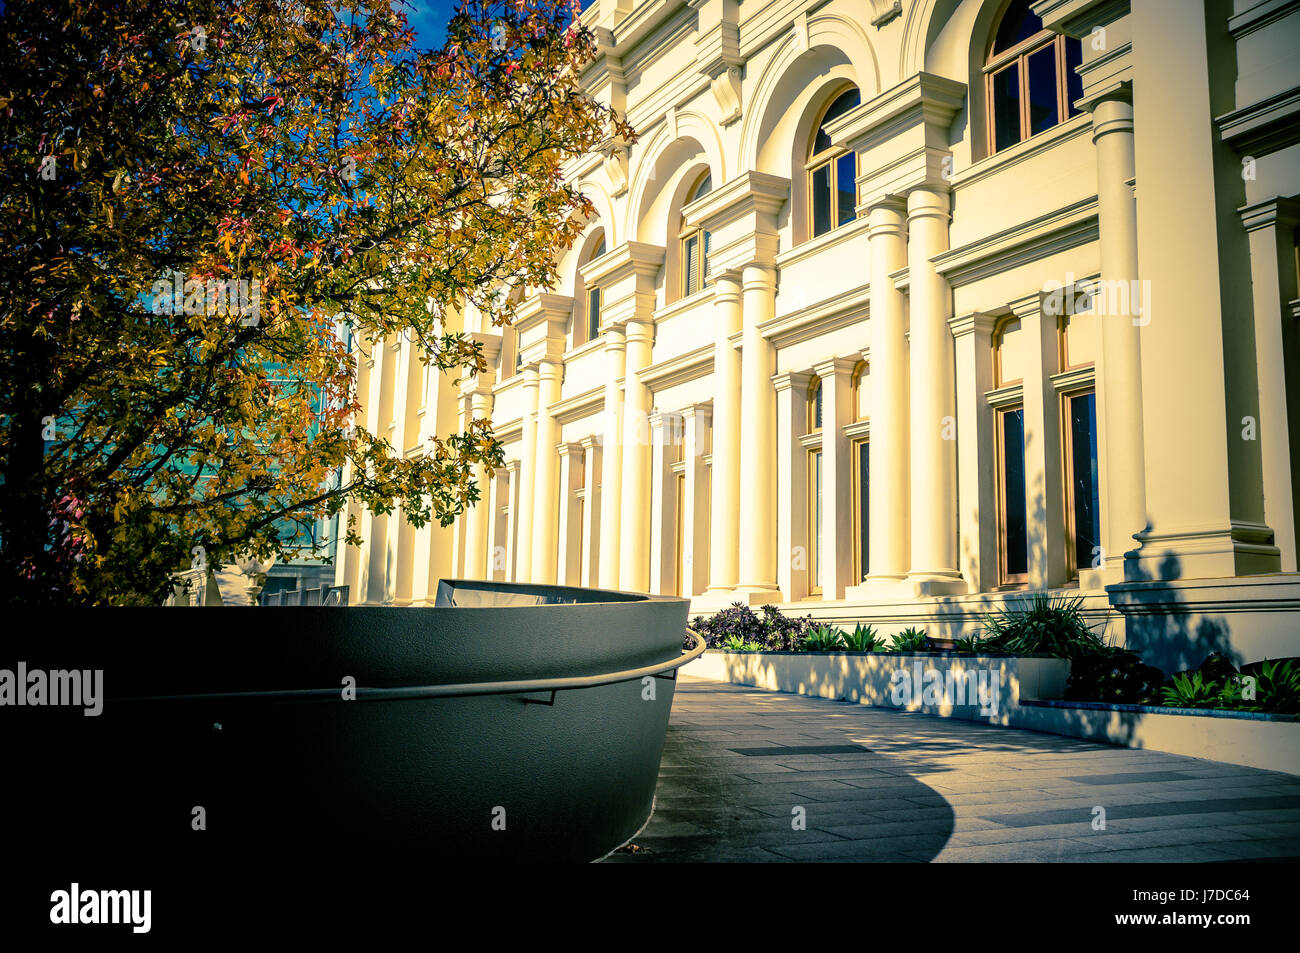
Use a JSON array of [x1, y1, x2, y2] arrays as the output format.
[[4, 581, 696, 863]]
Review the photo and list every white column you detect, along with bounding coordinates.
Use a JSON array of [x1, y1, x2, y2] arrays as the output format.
[[906, 187, 962, 594], [598, 328, 626, 588], [774, 372, 811, 602], [1021, 300, 1068, 589], [735, 263, 780, 600], [1087, 93, 1148, 583], [680, 404, 711, 597], [648, 412, 679, 595], [705, 273, 742, 599], [816, 358, 856, 600], [514, 366, 539, 583], [619, 317, 655, 592], [949, 312, 998, 593], [485, 466, 508, 581], [504, 460, 521, 581], [462, 388, 495, 580], [863, 199, 910, 589], [1129, 2, 1277, 577], [579, 436, 602, 587], [555, 442, 584, 586], [530, 358, 563, 583], [1241, 198, 1300, 572]]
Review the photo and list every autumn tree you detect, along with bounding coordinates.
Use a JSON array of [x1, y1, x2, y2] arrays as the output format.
[[0, 0, 630, 603]]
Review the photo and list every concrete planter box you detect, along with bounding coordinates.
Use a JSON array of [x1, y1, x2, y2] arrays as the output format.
[[688, 650, 1299, 775], [1016, 700, 1300, 775], [687, 650, 1068, 718], [4, 580, 693, 862]]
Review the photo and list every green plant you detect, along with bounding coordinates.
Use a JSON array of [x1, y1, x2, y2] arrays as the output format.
[[952, 634, 985, 653], [843, 622, 887, 652], [1159, 672, 1223, 709], [890, 627, 930, 652], [981, 593, 1104, 659], [803, 625, 845, 652], [1250, 659, 1300, 714], [721, 634, 764, 652], [1065, 647, 1165, 704]]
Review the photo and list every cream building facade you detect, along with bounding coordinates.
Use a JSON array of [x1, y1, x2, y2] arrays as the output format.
[[336, 0, 1300, 672]]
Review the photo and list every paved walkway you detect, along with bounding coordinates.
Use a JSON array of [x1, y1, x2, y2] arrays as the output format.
[[605, 675, 1300, 863]]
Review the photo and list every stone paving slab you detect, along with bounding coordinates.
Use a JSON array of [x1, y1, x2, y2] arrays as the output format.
[[606, 675, 1300, 863]]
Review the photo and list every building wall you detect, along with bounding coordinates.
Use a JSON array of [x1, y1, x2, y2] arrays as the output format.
[[337, 0, 1300, 668]]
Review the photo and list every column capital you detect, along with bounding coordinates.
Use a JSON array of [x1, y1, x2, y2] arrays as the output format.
[[1239, 196, 1300, 233], [741, 263, 776, 294], [583, 241, 664, 331], [556, 441, 583, 458], [679, 401, 713, 424], [516, 292, 572, 367], [772, 369, 813, 394], [813, 356, 858, 381], [623, 316, 655, 348], [865, 198, 909, 237], [948, 310, 1000, 339], [578, 433, 602, 452]]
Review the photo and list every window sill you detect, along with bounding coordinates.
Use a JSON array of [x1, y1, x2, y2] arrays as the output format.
[[777, 214, 871, 270], [950, 112, 1091, 191]]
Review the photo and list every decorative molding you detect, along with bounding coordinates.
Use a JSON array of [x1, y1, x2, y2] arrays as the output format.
[[639, 342, 715, 391], [762, 280, 871, 350], [933, 197, 1100, 289], [1216, 85, 1300, 157]]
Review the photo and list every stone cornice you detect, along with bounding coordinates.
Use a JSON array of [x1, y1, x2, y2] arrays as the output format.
[[1216, 85, 1300, 156], [515, 293, 573, 367], [933, 196, 1099, 289], [1240, 196, 1300, 232], [948, 311, 1000, 339], [685, 170, 790, 273], [1032, 0, 1129, 37], [828, 72, 967, 207], [580, 240, 665, 288], [638, 342, 715, 391], [762, 280, 870, 349]]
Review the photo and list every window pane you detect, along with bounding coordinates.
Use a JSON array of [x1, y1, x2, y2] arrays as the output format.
[[1027, 45, 1060, 135], [701, 231, 711, 289], [1002, 408, 1028, 577], [683, 235, 698, 296], [1064, 38, 1083, 117], [858, 441, 870, 578], [1070, 392, 1100, 573], [992, 64, 1021, 153], [814, 383, 823, 429], [811, 163, 831, 237], [836, 152, 857, 226], [992, 0, 1043, 55], [587, 287, 600, 341]]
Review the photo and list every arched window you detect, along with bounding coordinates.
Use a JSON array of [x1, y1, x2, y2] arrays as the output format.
[[807, 375, 823, 432], [679, 172, 712, 297], [807, 88, 860, 239], [985, 0, 1083, 155], [850, 360, 867, 420], [584, 236, 606, 343]]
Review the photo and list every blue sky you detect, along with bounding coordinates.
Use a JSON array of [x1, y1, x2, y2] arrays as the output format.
[[397, 0, 462, 50]]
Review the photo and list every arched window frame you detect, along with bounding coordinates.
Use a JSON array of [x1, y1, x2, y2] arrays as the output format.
[[678, 172, 713, 298], [984, 0, 1083, 155], [806, 87, 861, 240], [807, 374, 823, 432], [849, 360, 868, 421]]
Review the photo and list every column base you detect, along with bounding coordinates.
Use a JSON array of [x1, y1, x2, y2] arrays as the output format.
[[844, 574, 910, 601], [906, 571, 968, 597], [729, 585, 783, 606], [1127, 521, 1280, 582]]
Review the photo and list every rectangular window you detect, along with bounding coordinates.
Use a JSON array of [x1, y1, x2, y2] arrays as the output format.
[[1067, 390, 1100, 576], [1026, 45, 1060, 135], [836, 152, 857, 227], [853, 439, 869, 582], [999, 406, 1028, 581], [811, 163, 831, 237], [701, 231, 711, 289], [809, 449, 824, 592], [991, 63, 1021, 152], [587, 286, 601, 342], [683, 234, 699, 297]]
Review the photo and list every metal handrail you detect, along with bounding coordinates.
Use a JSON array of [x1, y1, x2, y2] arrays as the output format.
[[114, 626, 706, 705]]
